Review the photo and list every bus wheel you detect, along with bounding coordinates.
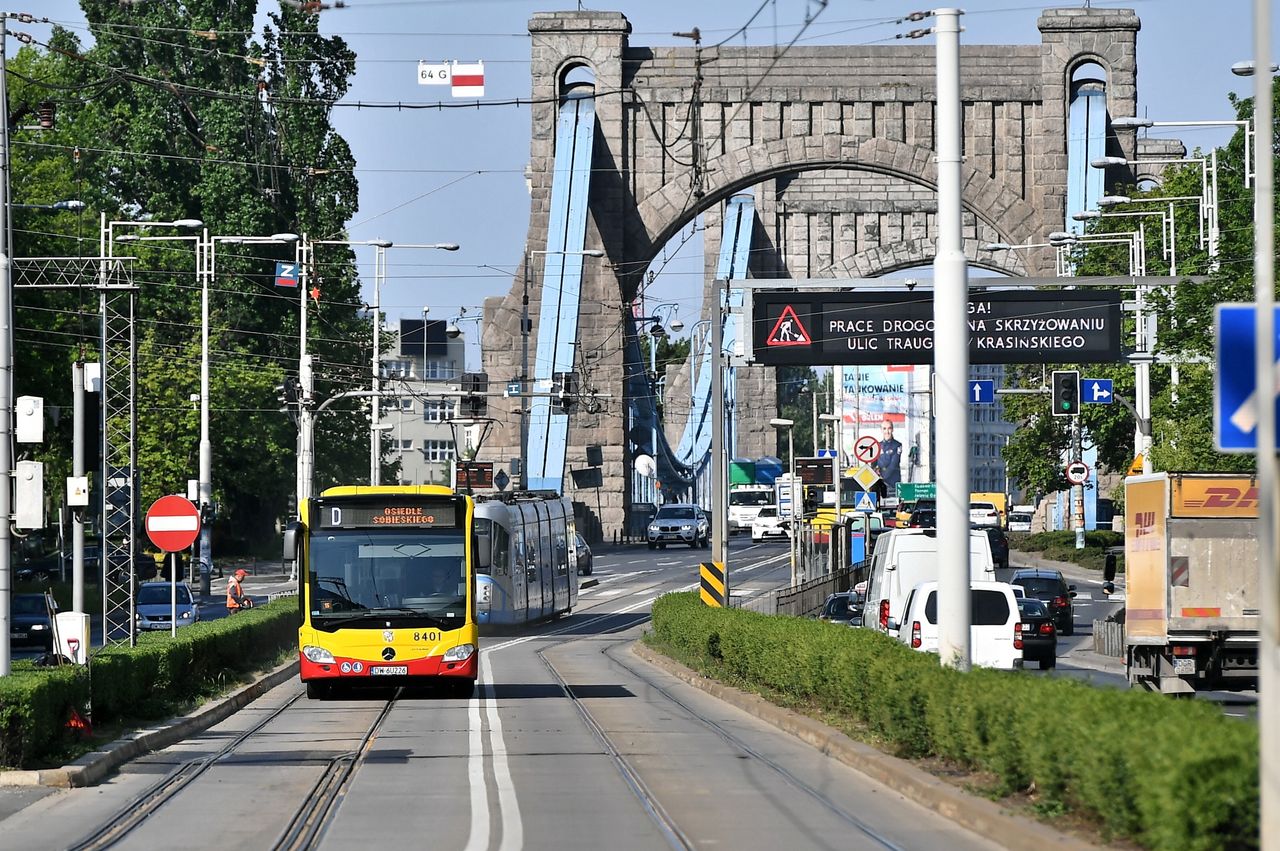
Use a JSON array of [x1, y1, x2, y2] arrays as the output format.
[[445, 679, 474, 699], [306, 681, 332, 700]]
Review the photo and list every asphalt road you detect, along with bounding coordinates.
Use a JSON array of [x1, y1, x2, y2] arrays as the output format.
[[0, 541, 1002, 851]]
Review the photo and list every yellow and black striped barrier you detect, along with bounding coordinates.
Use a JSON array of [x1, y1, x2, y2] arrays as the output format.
[[699, 561, 727, 607]]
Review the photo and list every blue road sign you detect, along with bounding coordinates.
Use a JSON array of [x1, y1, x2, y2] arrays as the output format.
[[274, 261, 298, 288], [1083, 378, 1113, 404], [1216, 303, 1280, 452], [853, 491, 878, 513], [817, 448, 838, 458], [506, 380, 522, 397], [969, 380, 995, 404]]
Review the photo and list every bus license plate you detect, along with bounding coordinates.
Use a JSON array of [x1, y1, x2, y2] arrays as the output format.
[[370, 665, 408, 676]]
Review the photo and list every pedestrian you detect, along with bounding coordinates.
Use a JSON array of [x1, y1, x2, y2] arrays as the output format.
[[226, 568, 254, 614]]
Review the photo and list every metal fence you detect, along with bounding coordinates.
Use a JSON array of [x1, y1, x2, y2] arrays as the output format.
[[1093, 613, 1125, 657], [735, 564, 860, 618]]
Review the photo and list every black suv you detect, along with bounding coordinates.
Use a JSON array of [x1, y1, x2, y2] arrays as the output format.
[[977, 525, 1010, 570], [1010, 568, 1076, 635]]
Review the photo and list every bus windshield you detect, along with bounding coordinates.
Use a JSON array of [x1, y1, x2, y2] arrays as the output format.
[[308, 528, 466, 622]]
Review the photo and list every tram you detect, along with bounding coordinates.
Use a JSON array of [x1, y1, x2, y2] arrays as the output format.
[[285, 485, 479, 699], [472, 491, 579, 626]]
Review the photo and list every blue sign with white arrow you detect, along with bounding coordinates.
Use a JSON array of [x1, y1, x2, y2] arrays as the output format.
[[969, 380, 995, 405], [1083, 378, 1113, 404], [1215, 303, 1280, 452], [816, 448, 838, 458]]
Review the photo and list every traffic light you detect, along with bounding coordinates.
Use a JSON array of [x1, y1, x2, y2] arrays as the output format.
[[552, 371, 579, 413], [1051, 370, 1080, 417], [275, 376, 301, 424], [461, 372, 489, 418]]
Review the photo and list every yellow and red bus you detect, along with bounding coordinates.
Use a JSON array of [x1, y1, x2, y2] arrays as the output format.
[[284, 485, 478, 699]]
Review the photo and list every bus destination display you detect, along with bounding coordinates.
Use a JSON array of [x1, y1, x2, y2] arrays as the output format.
[[317, 499, 459, 529]]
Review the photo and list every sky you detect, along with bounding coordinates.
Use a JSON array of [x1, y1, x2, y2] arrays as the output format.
[[22, 0, 1279, 369]]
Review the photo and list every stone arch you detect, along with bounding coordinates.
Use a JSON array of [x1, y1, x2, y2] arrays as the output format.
[[632, 134, 1045, 279], [827, 238, 1030, 280]]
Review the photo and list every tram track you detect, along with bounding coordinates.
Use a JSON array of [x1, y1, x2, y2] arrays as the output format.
[[67, 691, 308, 851], [596, 641, 906, 851], [272, 688, 402, 851]]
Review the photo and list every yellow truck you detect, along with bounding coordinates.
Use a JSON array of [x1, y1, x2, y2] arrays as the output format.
[[969, 492, 1008, 527], [1118, 473, 1259, 695]]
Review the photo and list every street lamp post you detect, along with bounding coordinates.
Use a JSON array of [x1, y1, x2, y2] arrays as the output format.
[[635, 304, 682, 506], [521, 248, 605, 490], [309, 239, 458, 487], [819, 411, 843, 577], [771, 418, 797, 585]]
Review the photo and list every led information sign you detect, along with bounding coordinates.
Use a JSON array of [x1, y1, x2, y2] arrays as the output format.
[[317, 498, 460, 529], [752, 290, 1123, 366], [795, 458, 834, 486]]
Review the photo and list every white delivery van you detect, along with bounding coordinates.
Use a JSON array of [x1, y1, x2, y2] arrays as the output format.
[[861, 528, 995, 636], [894, 580, 1023, 670]]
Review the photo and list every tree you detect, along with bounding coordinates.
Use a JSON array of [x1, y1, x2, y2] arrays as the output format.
[[1001, 76, 1280, 488], [9, 3, 366, 552]]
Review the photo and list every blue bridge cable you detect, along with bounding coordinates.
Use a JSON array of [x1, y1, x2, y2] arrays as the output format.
[[527, 89, 596, 492], [668, 193, 755, 502]]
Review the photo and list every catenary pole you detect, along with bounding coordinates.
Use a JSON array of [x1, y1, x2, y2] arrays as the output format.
[[72, 362, 85, 613], [711, 278, 727, 581], [1251, 1, 1278, 845], [0, 14, 13, 676], [932, 9, 971, 671]]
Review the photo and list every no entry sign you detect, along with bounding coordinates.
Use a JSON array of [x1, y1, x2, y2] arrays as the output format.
[[145, 495, 201, 552]]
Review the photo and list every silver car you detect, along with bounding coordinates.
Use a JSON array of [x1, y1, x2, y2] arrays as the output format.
[[136, 582, 200, 630], [647, 503, 709, 549]]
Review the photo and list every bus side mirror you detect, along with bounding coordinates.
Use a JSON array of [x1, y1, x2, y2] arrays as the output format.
[[283, 523, 299, 572]]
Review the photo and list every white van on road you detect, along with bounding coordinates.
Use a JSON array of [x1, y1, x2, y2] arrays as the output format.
[[861, 528, 996, 636], [894, 580, 1023, 670]]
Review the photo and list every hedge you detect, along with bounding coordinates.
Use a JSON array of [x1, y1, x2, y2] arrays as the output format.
[[0, 597, 299, 769], [649, 592, 1258, 851]]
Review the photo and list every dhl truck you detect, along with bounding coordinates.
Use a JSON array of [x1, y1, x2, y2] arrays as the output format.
[[1117, 473, 1259, 695]]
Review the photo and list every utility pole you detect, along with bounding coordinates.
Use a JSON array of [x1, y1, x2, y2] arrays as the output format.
[[1072, 416, 1085, 550], [0, 14, 13, 676], [931, 9, 972, 672], [711, 278, 728, 576], [197, 229, 212, 597], [1250, 1, 1278, 844], [296, 236, 315, 516], [72, 362, 85, 613], [521, 250, 531, 490]]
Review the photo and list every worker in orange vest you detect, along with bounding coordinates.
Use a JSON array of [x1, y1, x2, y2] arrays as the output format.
[[226, 568, 254, 614]]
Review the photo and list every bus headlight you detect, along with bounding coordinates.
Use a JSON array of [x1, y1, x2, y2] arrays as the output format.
[[302, 645, 336, 664], [443, 643, 475, 662]]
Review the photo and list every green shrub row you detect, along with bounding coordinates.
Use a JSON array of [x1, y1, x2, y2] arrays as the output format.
[[650, 592, 1257, 851], [0, 598, 299, 769], [1008, 530, 1125, 572]]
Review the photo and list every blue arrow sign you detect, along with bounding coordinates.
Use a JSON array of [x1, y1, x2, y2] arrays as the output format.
[[853, 491, 878, 513], [1083, 378, 1113, 404], [969, 380, 995, 404], [1216, 303, 1280, 452], [817, 448, 838, 458]]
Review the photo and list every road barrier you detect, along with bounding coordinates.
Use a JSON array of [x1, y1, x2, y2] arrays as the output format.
[[1093, 612, 1125, 657]]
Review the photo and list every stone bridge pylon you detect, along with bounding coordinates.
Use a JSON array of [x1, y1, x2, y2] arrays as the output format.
[[481, 6, 1145, 537]]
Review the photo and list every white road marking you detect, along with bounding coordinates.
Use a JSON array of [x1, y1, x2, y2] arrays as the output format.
[[1074, 593, 1093, 602], [464, 688, 489, 851], [483, 662, 522, 851]]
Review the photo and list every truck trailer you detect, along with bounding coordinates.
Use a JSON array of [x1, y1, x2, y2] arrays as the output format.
[[1120, 472, 1259, 695]]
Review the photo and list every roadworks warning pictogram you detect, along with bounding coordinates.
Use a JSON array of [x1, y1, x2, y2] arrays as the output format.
[[767, 305, 811, 347]]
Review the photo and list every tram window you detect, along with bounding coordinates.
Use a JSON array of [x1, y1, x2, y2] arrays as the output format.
[[554, 533, 568, 573], [492, 525, 510, 575]]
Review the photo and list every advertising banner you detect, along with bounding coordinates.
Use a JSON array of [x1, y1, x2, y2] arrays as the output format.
[[837, 365, 932, 490]]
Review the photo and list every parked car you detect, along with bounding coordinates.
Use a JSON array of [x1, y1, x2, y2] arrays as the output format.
[[574, 533, 593, 576], [894, 580, 1023, 670], [10, 593, 55, 651], [818, 591, 864, 626], [1007, 511, 1033, 533], [1016, 597, 1058, 669], [978, 524, 1010, 570], [135, 582, 199, 630], [969, 501, 1001, 527], [647, 503, 710, 549], [1009, 568, 1077, 635], [750, 506, 790, 542]]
